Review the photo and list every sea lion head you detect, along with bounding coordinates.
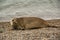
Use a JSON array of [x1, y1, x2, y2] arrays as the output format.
[[10, 18, 19, 30]]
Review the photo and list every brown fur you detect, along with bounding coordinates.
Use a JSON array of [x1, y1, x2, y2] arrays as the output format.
[[10, 17, 50, 30]]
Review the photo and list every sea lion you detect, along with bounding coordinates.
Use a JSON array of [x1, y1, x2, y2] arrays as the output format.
[[10, 17, 56, 30]]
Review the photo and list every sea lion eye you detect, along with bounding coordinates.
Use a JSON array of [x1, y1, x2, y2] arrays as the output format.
[[12, 19, 16, 22]]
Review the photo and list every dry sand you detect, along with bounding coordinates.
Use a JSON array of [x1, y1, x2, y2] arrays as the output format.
[[0, 19, 60, 40]]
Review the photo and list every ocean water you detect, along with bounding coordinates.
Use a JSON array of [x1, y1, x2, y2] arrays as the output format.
[[0, 0, 60, 22]]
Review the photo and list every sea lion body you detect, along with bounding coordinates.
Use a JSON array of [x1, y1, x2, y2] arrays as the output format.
[[10, 17, 50, 30]]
